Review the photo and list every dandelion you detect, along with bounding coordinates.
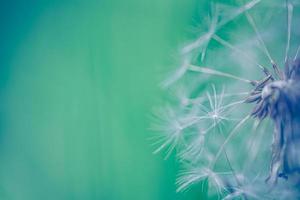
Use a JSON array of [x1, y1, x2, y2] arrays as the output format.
[[155, 0, 300, 199]]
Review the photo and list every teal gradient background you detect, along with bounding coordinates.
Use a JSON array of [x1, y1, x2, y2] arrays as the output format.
[[0, 0, 206, 199]]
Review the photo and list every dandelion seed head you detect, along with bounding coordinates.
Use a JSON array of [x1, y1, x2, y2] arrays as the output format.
[[155, 0, 300, 198]]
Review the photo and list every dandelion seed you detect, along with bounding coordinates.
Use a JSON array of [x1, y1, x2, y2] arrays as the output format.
[[162, 0, 262, 88], [176, 167, 231, 194], [179, 133, 205, 162], [151, 106, 188, 158], [218, 0, 261, 27], [188, 65, 254, 84]]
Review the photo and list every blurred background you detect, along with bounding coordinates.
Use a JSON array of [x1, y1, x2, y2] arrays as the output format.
[[0, 0, 206, 199]]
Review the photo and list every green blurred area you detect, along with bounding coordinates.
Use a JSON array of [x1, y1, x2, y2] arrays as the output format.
[[0, 0, 207, 199]]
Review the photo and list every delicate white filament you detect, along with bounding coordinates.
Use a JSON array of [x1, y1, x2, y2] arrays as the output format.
[[285, 2, 293, 63], [294, 45, 300, 61], [211, 115, 251, 168], [245, 12, 275, 65], [189, 65, 252, 84]]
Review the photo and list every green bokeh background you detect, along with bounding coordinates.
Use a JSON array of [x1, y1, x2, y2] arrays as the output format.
[[0, 0, 206, 199]]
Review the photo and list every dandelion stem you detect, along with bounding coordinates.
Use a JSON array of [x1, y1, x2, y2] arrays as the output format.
[[188, 65, 253, 84]]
